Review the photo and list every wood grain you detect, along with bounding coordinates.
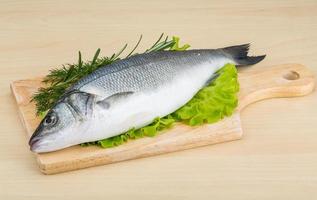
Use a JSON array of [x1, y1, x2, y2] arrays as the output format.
[[10, 64, 315, 174], [1, 0, 317, 199]]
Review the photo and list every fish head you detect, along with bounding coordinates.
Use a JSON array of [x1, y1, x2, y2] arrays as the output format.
[[29, 98, 84, 153]]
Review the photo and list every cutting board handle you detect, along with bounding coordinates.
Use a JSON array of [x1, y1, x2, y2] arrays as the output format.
[[238, 63, 315, 111]]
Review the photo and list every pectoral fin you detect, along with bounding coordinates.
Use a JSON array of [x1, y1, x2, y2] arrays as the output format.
[[204, 73, 219, 87], [97, 91, 134, 109]]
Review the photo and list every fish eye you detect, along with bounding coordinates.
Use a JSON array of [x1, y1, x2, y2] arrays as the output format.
[[44, 113, 58, 126]]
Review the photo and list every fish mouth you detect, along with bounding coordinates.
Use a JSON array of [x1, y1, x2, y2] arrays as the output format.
[[29, 134, 43, 152]]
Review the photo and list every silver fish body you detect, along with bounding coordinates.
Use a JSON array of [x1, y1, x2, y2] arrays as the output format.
[[29, 44, 265, 153]]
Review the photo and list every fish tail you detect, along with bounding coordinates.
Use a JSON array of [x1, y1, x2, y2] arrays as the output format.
[[222, 44, 266, 66]]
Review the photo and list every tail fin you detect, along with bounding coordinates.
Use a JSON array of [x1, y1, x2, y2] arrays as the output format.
[[222, 44, 265, 66]]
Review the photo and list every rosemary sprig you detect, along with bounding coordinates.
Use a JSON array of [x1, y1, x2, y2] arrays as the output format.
[[32, 34, 190, 115]]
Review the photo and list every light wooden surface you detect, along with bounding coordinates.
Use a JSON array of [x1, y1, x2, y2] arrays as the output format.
[[1, 0, 317, 199], [10, 64, 315, 174]]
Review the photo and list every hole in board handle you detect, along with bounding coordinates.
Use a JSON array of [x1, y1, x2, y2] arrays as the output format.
[[283, 71, 300, 80]]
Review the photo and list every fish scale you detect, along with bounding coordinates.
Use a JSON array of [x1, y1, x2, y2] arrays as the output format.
[[73, 50, 215, 97]]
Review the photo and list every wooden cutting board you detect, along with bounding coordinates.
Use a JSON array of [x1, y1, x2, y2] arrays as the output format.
[[11, 64, 315, 175]]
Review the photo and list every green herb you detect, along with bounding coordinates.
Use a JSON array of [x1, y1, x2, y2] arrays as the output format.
[[82, 63, 239, 148], [31, 34, 190, 115]]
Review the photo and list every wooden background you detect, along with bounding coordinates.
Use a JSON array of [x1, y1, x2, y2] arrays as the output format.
[[1, 0, 317, 199]]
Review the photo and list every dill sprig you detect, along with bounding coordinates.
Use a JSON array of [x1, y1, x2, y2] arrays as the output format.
[[31, 34, 190, 115]]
